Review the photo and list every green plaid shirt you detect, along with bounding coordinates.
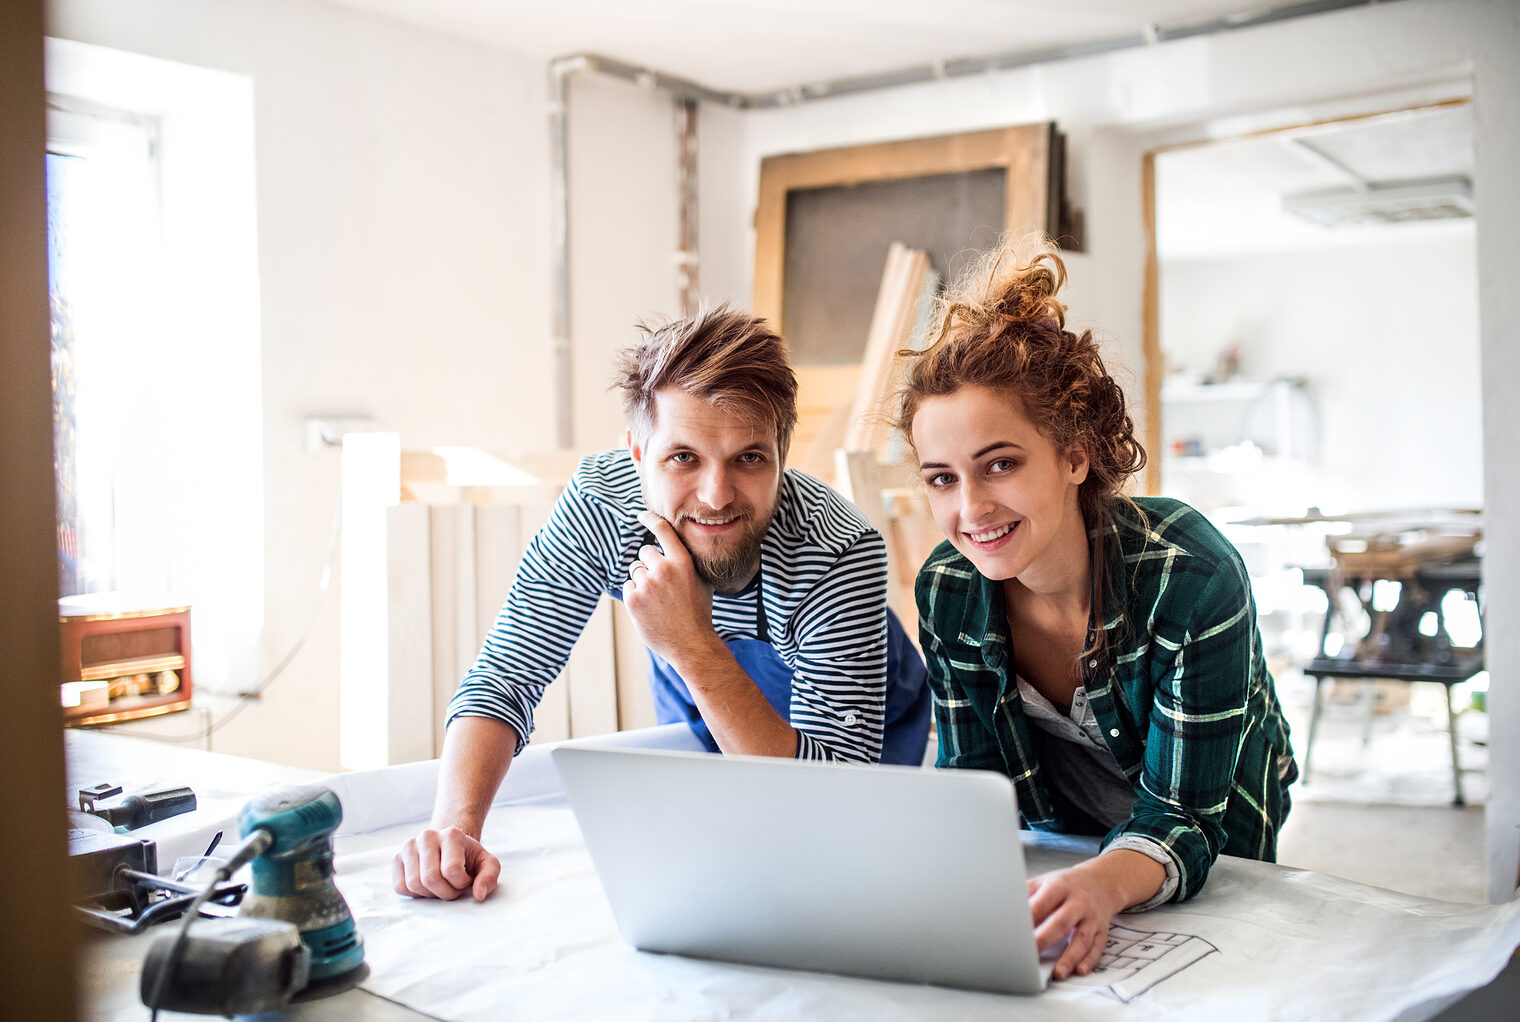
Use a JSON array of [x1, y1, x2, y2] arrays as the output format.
[[916, 496, 1295, 903]]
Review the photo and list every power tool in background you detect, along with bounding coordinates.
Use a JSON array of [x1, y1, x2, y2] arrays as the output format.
[[139, 783, 366, 1017]]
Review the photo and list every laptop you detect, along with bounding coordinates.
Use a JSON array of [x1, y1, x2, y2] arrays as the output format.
[[551, 745, 1052, 994]]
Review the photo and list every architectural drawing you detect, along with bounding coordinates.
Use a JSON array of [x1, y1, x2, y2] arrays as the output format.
[[1065, 923, 1219, 1003]]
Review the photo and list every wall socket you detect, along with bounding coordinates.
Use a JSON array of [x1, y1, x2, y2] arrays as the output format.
[[303, 415, 382, 454]]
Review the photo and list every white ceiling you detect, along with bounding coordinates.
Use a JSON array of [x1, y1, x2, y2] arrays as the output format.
[[320, 0, 1469, 256], [1157, 103, 1475, 258], [319, 0, 1298, 95]]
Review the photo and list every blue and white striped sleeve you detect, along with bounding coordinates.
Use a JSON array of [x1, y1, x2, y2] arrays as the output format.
[[444, 479, 616, 755], [787, 531, 889, 764]]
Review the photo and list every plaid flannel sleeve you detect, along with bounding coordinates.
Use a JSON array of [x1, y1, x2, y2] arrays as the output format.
[[1109, 561, 1255, 901], [916, 562, 1004, 773]]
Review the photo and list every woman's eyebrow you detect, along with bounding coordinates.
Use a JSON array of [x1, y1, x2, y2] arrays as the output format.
[[974, 441, 1024, 458], [919, 441, 1024, 471]]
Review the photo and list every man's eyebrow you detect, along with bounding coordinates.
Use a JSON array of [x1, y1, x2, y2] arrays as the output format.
[[919, 441, 1024, 470], [659, 440, 776, 455]]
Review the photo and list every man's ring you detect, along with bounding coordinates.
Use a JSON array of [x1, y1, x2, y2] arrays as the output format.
[[629, 562, 649, 581]]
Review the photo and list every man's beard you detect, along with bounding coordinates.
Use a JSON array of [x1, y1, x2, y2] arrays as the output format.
[[676, 506, 773, 594]]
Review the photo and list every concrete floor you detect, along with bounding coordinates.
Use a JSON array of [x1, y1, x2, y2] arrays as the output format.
[[1277, 800, 1487, 904], [1274, 674, 1490, 904]]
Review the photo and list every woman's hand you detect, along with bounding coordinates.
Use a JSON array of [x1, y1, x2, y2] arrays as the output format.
[[1027, 849, 1165, 980]]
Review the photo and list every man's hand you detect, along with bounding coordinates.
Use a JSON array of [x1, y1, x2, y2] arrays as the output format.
[[392, 825, 501, 902], [1028, 850, 1164, 980], [622, 512, 723, 668]]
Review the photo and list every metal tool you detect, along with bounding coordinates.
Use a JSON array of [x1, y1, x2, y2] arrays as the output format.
[[78, 782, 197, 830], [139, 783, 364, 1017], [70, 829, 244, 934]]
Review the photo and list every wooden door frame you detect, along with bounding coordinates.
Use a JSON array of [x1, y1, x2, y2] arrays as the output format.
[[752, 123, 1059, 328], [1, 1, 77, 1015]]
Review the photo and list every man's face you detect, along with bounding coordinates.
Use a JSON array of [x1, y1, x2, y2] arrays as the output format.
[[628, 388, 783, 594]]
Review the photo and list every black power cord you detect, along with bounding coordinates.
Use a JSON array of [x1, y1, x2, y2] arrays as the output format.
[[143, 828, 273, 1021]]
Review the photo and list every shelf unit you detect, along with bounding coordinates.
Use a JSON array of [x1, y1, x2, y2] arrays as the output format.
[[1161, 376, 1310, 464]]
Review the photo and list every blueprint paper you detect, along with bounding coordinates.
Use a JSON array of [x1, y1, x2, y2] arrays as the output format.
[[326, 728, 1520, 1022]]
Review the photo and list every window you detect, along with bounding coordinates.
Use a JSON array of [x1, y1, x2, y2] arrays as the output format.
[[46, 38, 263, 701], [48, 101, 165, 597]]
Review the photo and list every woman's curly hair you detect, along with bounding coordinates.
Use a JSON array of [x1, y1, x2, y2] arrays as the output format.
[[892, 235, 1146, 657]]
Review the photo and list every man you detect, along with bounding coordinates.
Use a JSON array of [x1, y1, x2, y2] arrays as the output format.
[[393, 304, 930, 901]]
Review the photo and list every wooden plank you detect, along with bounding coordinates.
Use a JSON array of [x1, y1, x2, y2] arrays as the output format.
[[791, 364, 861, 480], [845, 245, 932, 453], [1004, 123, 1053, 239], [835, 449, 919, 636], [834, 449, 891, 538], [0, 4, 77, 1008], [472, 503, 523, 649], [612, 598, 656, 731], [890, 493, 944, 585], [400, 450, 448, 485], [386, 503, 436, 765], [761, 123, 1052, 194], [567, 596, 619, 738], [428, 505, 477, 758], [753, 162, 790, 330], [843, 243, 912, 451]]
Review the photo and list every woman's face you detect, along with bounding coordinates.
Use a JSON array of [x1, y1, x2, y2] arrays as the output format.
[[911, 385, 1088, 583]]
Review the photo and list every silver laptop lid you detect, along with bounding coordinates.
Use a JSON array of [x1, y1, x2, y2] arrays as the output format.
[[552, 745, 1047, 995]]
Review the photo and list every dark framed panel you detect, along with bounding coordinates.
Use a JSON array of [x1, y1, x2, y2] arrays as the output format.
[[753, 122, 1067, 351]]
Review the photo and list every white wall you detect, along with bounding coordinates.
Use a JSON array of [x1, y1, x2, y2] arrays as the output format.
[[566, 73, 680, 450], [717, 0, 1519, 902], [1160, 229, 1483, 513], [566, 73, 751, 450], [49, 0, 556, 771]]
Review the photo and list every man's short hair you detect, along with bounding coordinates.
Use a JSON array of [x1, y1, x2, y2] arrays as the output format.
[[614, 303, 798, 455]]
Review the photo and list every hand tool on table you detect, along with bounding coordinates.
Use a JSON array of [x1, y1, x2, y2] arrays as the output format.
[[71, 827, 245, 934], [77, 782, 198, 830]]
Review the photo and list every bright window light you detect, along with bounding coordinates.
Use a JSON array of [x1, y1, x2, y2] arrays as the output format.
[[1441, 589, 1483, 648], [1371, 579, 1403, 614]]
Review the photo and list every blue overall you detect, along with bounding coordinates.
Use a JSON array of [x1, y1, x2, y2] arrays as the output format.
[[641, 592, 931, 767]]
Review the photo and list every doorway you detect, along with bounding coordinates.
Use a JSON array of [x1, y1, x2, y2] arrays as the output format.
[[1146, 100, 1487, 902]]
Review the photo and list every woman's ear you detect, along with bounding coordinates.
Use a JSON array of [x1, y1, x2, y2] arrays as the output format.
[[1066, 443, 1090, 486]]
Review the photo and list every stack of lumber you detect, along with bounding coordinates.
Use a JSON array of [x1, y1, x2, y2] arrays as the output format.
[[843, 243, 937, 455], [811, 243, 943, 633], [793, 243, 938, 480]]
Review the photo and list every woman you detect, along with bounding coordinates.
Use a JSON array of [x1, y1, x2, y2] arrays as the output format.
[[894, 238, 1296, 982]]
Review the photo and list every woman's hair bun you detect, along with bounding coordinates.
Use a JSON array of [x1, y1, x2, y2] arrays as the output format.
[[985, 249, 1067, 330]]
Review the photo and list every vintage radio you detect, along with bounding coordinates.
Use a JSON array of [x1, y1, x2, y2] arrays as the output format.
[[59, 594, 193, 726]]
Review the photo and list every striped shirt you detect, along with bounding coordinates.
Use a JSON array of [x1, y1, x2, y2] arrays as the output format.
[[917, 496, 1296, 903], [446, 448, 890, 763]]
